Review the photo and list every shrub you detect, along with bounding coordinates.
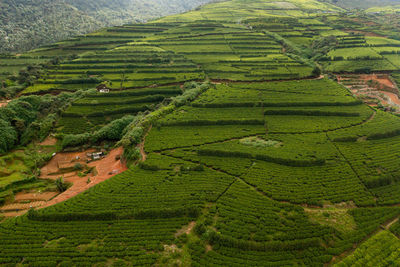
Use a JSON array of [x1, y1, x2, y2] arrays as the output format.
[[55, 177, 68, 192]]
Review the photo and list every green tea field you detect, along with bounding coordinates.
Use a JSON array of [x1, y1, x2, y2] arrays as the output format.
[[1, 0, 400, 266]]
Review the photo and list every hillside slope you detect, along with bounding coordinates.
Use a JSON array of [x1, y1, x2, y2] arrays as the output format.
[[1, 0, 400, 266], [321, 0, 400, 9], [0, 0, 210, 53]]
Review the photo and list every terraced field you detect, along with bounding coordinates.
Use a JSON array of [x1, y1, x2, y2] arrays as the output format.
[[1, 0, 400, 266]]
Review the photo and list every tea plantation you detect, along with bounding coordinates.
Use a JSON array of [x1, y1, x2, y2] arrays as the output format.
[[1, 0, 400, 266]]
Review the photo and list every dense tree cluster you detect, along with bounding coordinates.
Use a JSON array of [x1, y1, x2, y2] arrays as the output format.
[[0, 92, 82, 153]]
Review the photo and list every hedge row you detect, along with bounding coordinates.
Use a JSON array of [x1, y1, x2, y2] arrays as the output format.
[[207, 231, 321, 252], [264, 110, 359, 117], [27, 206, 200, 221], [160, 119, 265, 126], [192, 100, 362, 108], [333, 127, 400, 142], [197, 149, 325, 167], [86, 89, 181, 98], [72, 95, 166, 107]]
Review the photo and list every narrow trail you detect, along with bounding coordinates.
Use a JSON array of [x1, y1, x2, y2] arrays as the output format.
[[160, 152, 284, 207], [326, 132, 375, 201], [385, 217, 399, 230], [138, 125, 152, 162]]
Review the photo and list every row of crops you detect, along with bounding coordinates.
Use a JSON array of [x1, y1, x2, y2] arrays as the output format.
[[334, 230, 400, 266], [15, 20, 319, 97], [148, 23, 314, 81], [1, 0, 400, 265], [23, 44, 204, 94], [144, 77, 400, 209], [57, 85, 182, 134]]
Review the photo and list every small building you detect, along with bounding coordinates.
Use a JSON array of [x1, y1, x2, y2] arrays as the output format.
[[87, 152, 104, 161], [96, 84, 110, 93], [99, 89, 110, 93]]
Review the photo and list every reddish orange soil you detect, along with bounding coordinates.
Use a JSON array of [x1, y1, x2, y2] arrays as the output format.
[[39, 136, 58, 146], [14, 191, 58, 202], [337, 74, 400, 111], [0, 100, 10, 108], [384, 92, 400, 106], [1, 211, 27, 217], [1, 201, 47, 211], [361, 74, 396, 89], [1, 147, 126, 217], [40, 147, 127, 209]]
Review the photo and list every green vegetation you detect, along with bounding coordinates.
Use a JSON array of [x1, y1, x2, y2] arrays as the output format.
[[0, 145, 57, 206], [1, 0, 400, 265], [335, 230, 400, 266], [0, 0, 210, 53]]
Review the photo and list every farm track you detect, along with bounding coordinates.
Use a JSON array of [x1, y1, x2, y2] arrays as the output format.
[[326, 132, 376, 204], [138, 125, 152, 162], [160, 152, 278, 207]]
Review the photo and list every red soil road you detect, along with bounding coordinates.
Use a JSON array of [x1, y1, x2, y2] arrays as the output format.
[[39, 147, 127, 209], [0, 100, 10, 108]]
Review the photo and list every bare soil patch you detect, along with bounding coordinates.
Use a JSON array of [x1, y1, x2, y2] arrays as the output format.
[[175, 221, 196, 237], [1, 201, 47, 212], [337, 74, 400, 111], [0, 100, 10, 108], [39, 136, 57, 146], [2, 210, 27, 217], [138, 125, 151, 162], [1, 147, 127, 217], [14, 191, 58, 202], [40, 147, 127, 209]]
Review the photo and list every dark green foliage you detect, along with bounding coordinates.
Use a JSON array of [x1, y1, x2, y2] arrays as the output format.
[[61, 115, 135, 148], [0, 119, 17, 153], [0, 0, 210, 53], [1, 1, 400, 266], [55, 177, 68, 192], [0, 91, 85, 153], [311, 35, 338, 59]]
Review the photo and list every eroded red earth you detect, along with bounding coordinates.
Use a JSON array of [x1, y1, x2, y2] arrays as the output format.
[[1, 147, 127, 217], [337, 74, 400, 110]]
